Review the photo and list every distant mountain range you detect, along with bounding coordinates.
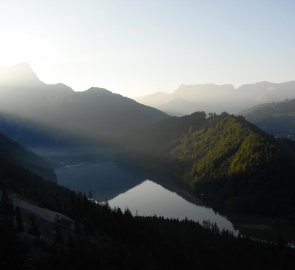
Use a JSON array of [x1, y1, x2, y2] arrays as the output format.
[[243, 98, 295, 138], [0, 63, 168, 147], [136, 82, 295, 115]]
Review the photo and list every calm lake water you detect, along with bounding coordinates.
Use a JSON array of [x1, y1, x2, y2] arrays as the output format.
[[56, 162, 237, 233], [56, 161, 144, 200]]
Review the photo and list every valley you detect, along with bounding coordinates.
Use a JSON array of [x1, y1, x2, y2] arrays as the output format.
[[2, 2, 295, 268]]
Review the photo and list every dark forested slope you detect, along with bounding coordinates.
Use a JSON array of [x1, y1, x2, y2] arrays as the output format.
[[1, 137, 295, 270], [0, 132, 56, 183]]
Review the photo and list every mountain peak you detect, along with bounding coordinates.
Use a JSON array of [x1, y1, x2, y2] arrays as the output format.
[[0, 62, 42, 87], [13, 62, 32, 69], [85, 87, 113, 95]]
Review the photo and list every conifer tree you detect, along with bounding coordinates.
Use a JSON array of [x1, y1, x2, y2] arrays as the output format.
[[28, 215, 40, 237], [15, 206, 24, 232]]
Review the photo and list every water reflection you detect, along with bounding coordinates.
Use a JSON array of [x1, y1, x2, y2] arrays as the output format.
[[109, 180, 237, 233], [56, 162, 237, 233]]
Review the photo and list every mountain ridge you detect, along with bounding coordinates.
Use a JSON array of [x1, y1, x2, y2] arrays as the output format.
[[0, 62, 43, 87], [136, 81, 295, 115], [243, 98, 295, 138], [0, 63, 168, 147]]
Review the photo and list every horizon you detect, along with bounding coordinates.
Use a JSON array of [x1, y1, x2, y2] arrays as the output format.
[[2, 62, 295, 98], [1, 0, 295, 96]]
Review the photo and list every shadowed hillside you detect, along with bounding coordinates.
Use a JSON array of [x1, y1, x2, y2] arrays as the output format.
[[243, 98, 295, 138], [0, 63, 168, 146], [0, 132, 56, 183]]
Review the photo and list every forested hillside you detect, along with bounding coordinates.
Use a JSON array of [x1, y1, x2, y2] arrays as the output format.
[[0, 132, 56, 183], [1, 143, 295, 270], [137, 112, 295, 216]]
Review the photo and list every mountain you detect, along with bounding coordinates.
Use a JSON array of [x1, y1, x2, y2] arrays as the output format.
[[157, 98, 204, 116], [0, 62, 42, 87], [0, 113, 80, 150], [243, 98, 295, 138], [0, 63, 168, 147], [0, 132, 56, 183], [136, 81, 295, 115], [134, 112, 295, 216]]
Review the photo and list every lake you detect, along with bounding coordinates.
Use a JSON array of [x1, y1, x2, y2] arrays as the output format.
[[56, 161, 145, 200], [56, 161, 238, 233]]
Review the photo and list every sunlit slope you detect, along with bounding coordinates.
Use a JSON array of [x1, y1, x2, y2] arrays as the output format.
[[143, 112, 295, 216], [166, 114, 281, 181]]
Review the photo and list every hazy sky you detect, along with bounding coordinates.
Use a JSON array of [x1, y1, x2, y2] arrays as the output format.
[[0, 0, 294, 96]]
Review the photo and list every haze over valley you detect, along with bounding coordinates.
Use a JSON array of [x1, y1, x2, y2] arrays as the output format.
[[136, 81, 295, 115]]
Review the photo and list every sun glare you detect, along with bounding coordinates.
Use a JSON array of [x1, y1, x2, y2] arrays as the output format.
[[0, 27, 55, 67]]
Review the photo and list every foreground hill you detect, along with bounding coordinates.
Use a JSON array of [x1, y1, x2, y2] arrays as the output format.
[[135, 112, 295, 216], [136, 81, 295, 115], [243, 98, 295, 138], [0, 63, 168, 146]]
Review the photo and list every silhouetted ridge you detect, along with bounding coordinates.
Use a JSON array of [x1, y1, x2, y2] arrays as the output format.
[[84, 87, 113, 95], [0, 132, 56, 182], [51, 83, 75, 93], [136, 81, 295, 115], [0, 63, 169, 147]]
